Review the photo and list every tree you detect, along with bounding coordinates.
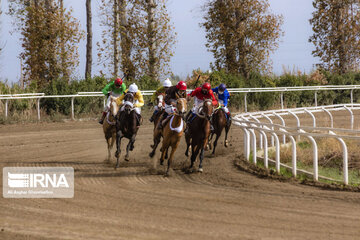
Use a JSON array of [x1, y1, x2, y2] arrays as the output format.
[[85, 0, 92, 79], [8, 0, 83, 89], [309, 0, 360, 74], [201, 0, 283, 78], [97, 0, 176, 81]]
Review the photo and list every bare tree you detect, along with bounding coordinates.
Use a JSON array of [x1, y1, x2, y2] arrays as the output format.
[[113, 0, 120, 77], [85, 0, 92, 79]]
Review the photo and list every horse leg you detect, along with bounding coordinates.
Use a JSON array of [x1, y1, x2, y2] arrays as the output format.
[[149, 132, 161, 158], [106, 137, 111, 161], [198, 147, 205, 172], [212, 132, 221, 155], [224, 125, 230, 147], [166, 140, 180, 176], [115, 133, 123, 169], [190, 144, 200, 169], [208, 133, 214, 150], [125, 135, 135, 161], [165, 148, 169, 159], [185, 133, 191, 157], [160, 140, 170, 166]]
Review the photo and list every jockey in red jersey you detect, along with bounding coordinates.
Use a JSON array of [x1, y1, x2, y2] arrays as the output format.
[[185, 82, 218, 128]]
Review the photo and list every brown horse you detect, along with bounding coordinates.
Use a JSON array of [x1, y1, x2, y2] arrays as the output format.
[[185, 99, 213, 172], [102, 96, 118, 161], [208, 107, 231, 155], [151, 98, 187, 176], [115, 92, 139, 168]]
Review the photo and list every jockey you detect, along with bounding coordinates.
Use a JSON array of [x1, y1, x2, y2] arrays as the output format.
[[116, 83, 144, 126], [99, 77, 126, 124], [157, 80, 187, 129], [185, 82, 218, 122], [212, 83, 231, 125], [149, 78, 172, 122]]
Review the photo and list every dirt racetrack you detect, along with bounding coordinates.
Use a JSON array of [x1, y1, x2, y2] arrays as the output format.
[[1, 119, 360, 240]]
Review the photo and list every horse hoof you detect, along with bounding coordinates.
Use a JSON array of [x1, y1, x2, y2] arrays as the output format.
[[150, 144, 154, 148], [160, 160, 164, 166], [115, 152, 119, 158], [225, 140, 229, 147], [185, 152, 189, 157], [125, 156, 130, 161], [198, 168, 203, 173], [164, 172, 170, 177], [149, 152, 155, 158]]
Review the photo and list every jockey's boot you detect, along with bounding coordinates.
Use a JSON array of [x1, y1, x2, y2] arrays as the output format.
[[226, 113, 232, 127], [157, 113, 168, 130], [136, 113, 143, 126], [149, 110, 158, 122], [98, 112, 107, 124], [185, 110, 193, 123]]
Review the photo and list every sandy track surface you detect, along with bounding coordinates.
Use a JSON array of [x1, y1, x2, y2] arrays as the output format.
[[0, 120, 360, 240]]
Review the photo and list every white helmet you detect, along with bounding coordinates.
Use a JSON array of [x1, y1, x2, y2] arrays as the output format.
[[128, 83, 138, 93], [163, 78, 172, 88]]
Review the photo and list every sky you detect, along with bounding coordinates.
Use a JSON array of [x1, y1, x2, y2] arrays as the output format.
[[1, 0, 318, 83]]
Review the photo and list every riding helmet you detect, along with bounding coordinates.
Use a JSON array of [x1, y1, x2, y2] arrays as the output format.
[[202, 82, 211, 91], [219, 83, 226, 91], [128, 83, 138, 93], [163, 78, 172, 88], [115, 78, 123, 87], [176, 81, 187, 90]]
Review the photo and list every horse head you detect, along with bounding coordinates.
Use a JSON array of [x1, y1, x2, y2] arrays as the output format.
[[176, 98, 187, 118], [110, 96, 119, 117], [123, 92, 135, 115], [157, 94, 164, 109], [198, 99, 213, 121]]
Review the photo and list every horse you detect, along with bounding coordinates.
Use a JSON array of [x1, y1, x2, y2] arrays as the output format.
[[150, 98, 187, 176], [149, 94, 177, 159], [102, 96, 118, 162], [208, 106, 231, 155], [184, 99, 214, 172], [152, 94, 165, 129], [115, 92, 139, 168]]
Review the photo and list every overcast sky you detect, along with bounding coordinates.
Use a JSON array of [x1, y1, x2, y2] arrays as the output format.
[[1, 0, 318, 83]]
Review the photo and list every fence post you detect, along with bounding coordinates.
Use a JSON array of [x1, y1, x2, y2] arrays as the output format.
[[244, 93, 248, 113], [271, 133, 280, 173], [37, 98, 41, 121], [314, 91, 318, 107], [280, 92, 284, 109], [350, 89, 353, 106], [71, 97, 75, 120], [5, 99, 8, 118]]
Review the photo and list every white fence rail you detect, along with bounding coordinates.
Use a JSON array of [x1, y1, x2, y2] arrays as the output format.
[[233, 104, 360, 185], [2, 85, 360, 120]]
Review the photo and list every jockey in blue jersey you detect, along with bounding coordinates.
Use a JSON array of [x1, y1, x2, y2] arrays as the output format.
[[212, 83, 231, 125]]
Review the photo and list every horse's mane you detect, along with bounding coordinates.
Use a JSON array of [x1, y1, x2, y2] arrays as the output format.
[[124, 92, 135, 103]]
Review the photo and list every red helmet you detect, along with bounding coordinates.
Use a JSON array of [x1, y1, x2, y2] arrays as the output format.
[[176, 81, 187, 91], [114, 78, 123, 86], [202, 82, 211, 91]]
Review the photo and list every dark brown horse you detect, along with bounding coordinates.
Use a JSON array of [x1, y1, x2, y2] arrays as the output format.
[[185, 99, 214, 172], [208, 107, 231, 155], [152, 94, 165, 130], [115, 92, 139, 168]]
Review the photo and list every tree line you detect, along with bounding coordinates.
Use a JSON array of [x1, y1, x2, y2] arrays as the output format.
[[4, 0, 360, 91]]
